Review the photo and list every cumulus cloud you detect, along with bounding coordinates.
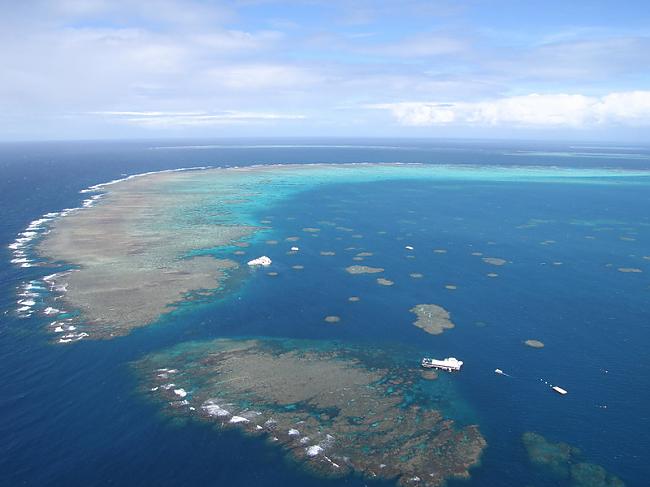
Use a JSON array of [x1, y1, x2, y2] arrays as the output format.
[[372, 91, 650, 127]]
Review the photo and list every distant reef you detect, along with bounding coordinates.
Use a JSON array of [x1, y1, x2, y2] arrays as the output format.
[[34, 163, 637, 341]]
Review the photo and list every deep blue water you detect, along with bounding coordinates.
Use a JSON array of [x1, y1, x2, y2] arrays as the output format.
[[1, 139, 649, 487]]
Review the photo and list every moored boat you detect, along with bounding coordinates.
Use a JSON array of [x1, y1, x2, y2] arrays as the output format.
[[421, 357, 463, 371]]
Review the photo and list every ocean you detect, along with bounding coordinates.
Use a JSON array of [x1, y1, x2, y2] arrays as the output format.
[[1, 138, 649, 487]]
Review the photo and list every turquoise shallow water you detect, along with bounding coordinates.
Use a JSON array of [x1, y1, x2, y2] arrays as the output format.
[[1, 139, 649, 486]]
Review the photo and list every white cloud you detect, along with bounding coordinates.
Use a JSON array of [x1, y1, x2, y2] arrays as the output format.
[[596, 91, 650, 123], [207, 63, 322, 90], [52, 0, 233, 28], [93, 110, 306, 127], [1, 0, 650, 139], [372, 91, 650, 127], [192, 30, 284, 51]]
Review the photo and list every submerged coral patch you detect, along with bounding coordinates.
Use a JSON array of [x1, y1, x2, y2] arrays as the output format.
[[617, 267, 642, 273], [356, 252, 373, 257], [522, 432, 624, 487], [410, 304, 455, 335], [345, 265, 384, 274]]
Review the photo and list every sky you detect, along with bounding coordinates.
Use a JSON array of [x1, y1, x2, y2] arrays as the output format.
[[1, 0, 650, 141]]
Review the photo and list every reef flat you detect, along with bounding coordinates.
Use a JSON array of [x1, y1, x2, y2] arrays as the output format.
[[38, 171, 250, 339], [522, 432, 624, 487], [137, 338, 486, 487], [34, 164, 647, 341]]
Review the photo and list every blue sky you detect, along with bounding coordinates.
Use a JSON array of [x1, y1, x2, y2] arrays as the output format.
[[2, 0, 650, 141]]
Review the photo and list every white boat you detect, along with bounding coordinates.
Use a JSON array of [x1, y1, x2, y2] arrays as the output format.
[[421, 357, 463, 372], [552, 385, 568, 395]]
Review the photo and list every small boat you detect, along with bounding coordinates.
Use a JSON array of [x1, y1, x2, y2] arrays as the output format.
[[494, 368, 504, 375], [552, 385, 568, 395], [421, 357, 463, 372]]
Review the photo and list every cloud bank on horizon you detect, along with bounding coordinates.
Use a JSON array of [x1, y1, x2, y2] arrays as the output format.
[[373, 91, 650, 126], [2, 0, 650, 141]]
